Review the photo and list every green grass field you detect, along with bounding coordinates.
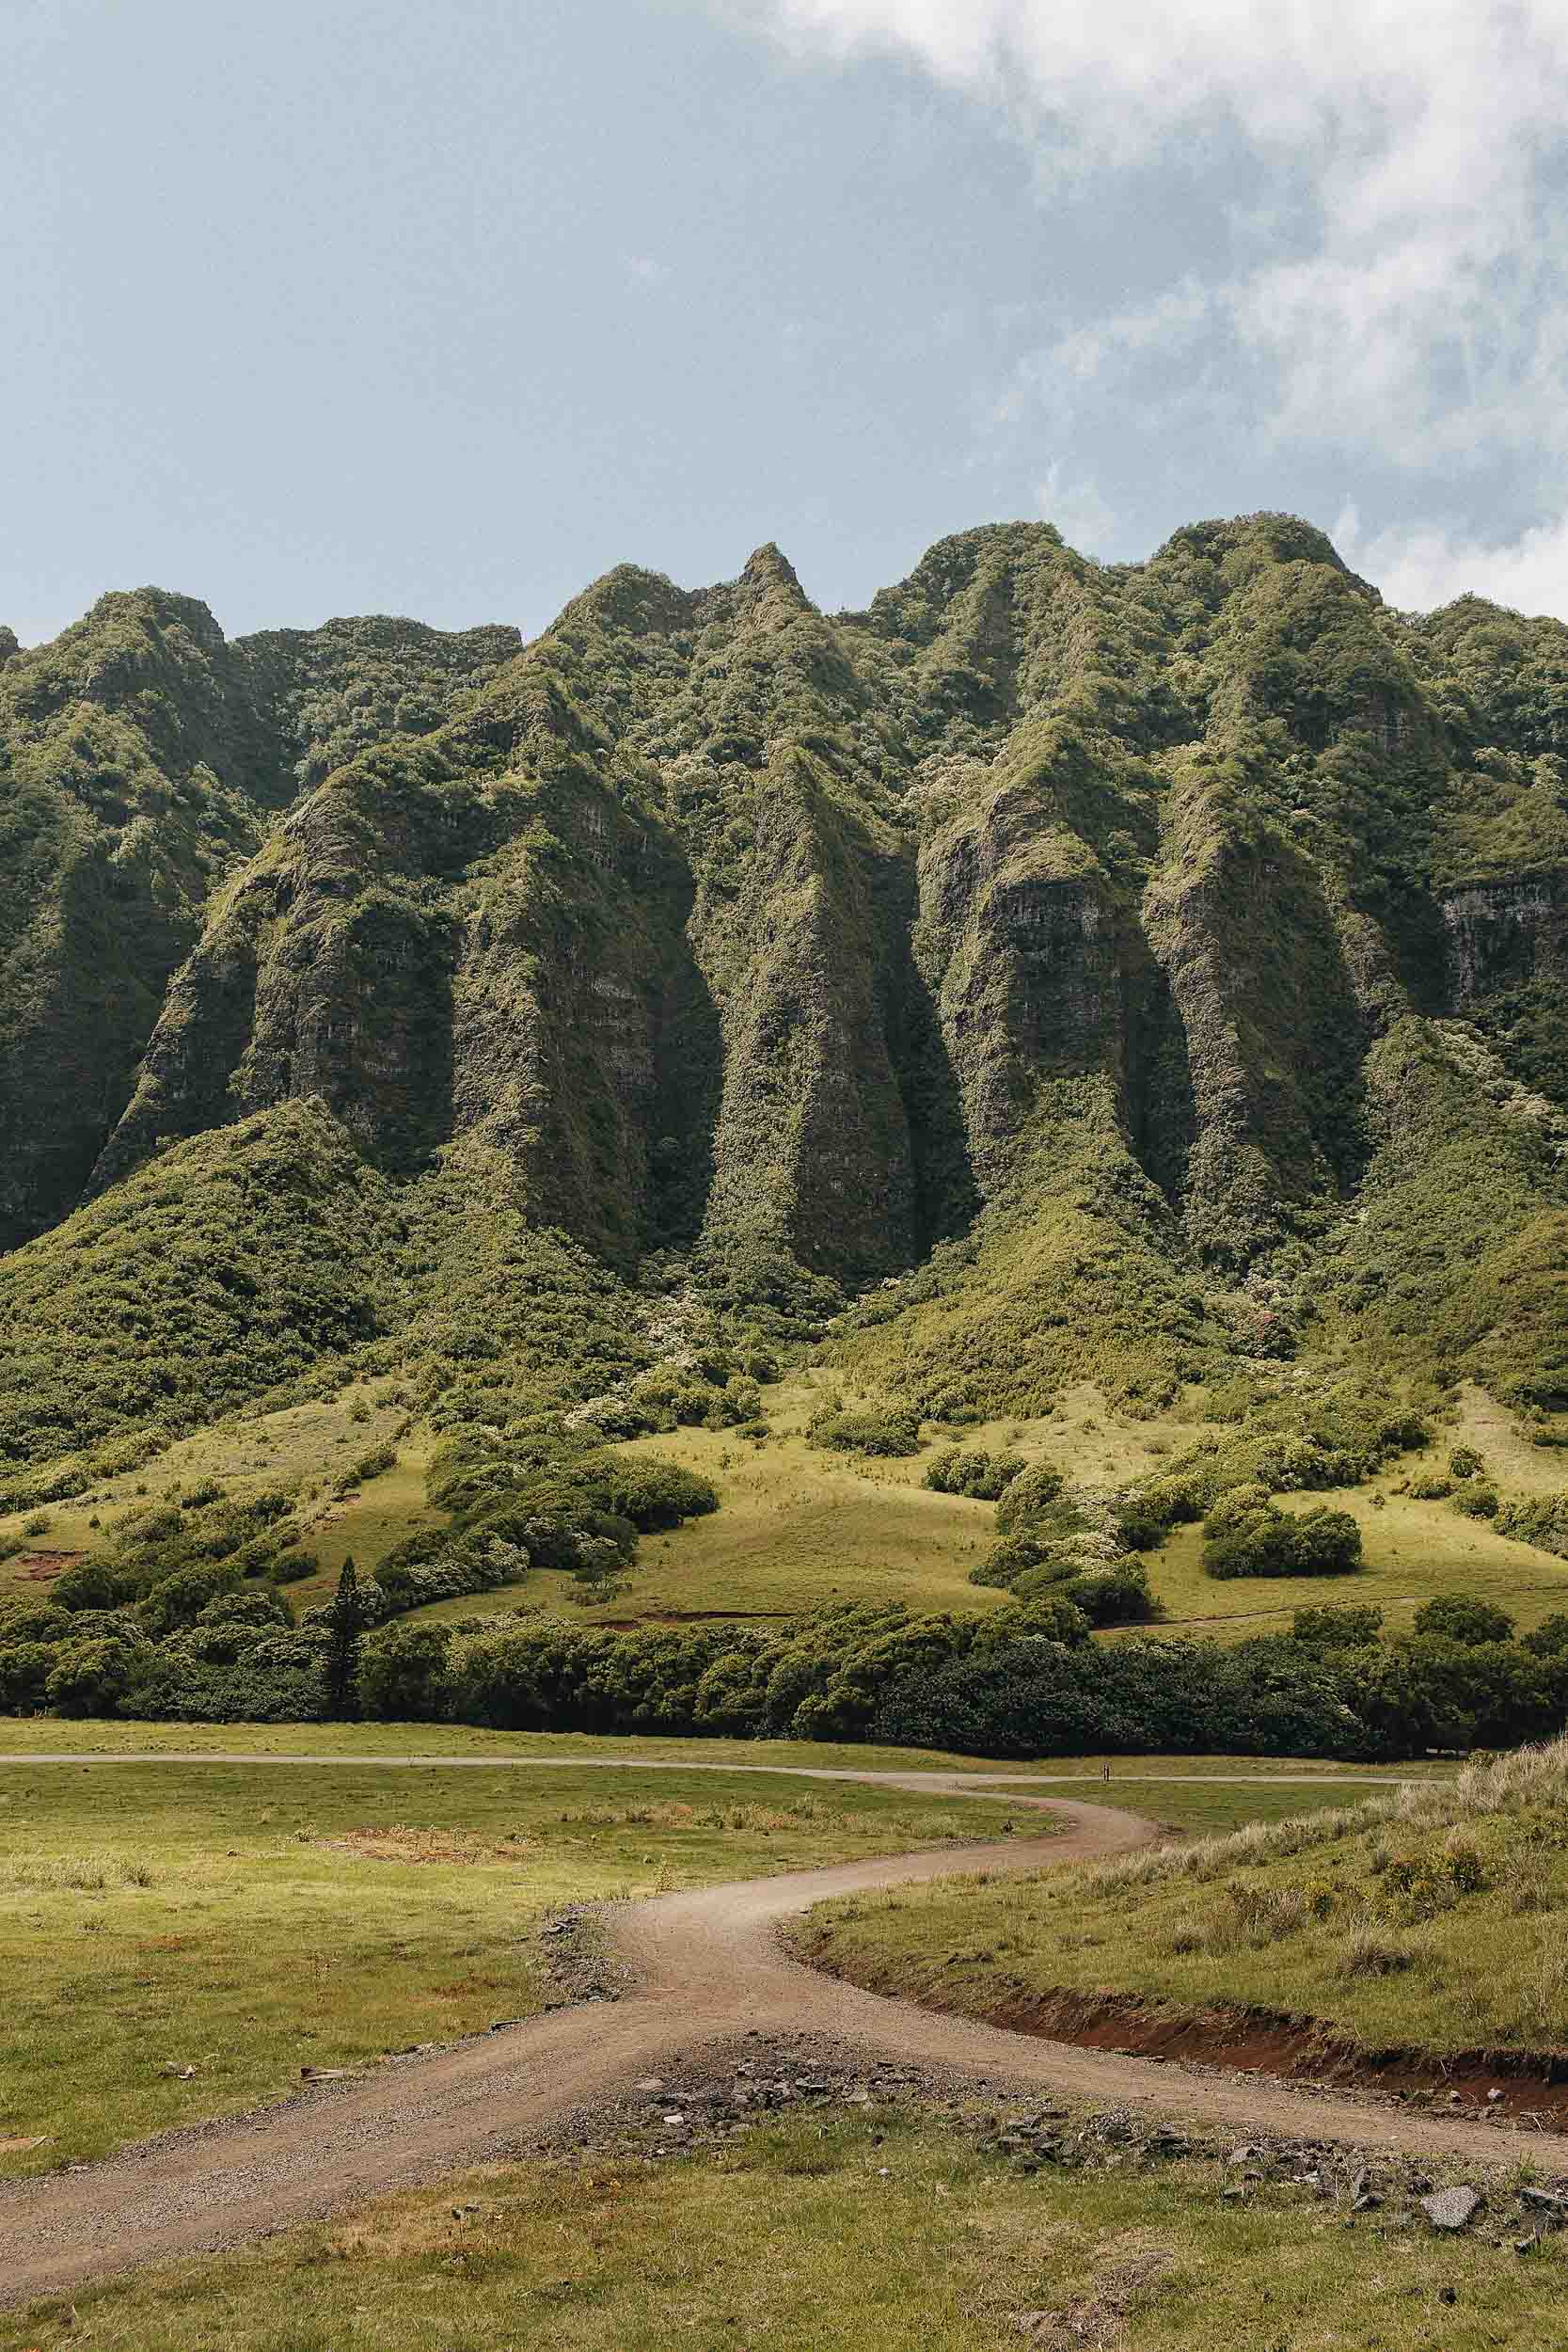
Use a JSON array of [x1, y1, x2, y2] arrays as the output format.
[[0, 1759, 1030, 2172], [8, 1370, 1568, 1645], [5, 2105, 1559, 2352], [0, 1726, 1430, 2178], [796, 1742, 1568, 2061], [1136, 1486, 1568, 1641]]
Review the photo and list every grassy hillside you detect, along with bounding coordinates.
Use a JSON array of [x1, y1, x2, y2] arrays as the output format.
[[6, 517, 1568, 1750], [796, 1738, 1568, 2060]]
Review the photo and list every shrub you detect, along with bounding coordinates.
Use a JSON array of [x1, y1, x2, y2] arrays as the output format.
[[1494, 1492, 1568, 1558], [1452, 1483, 1499, 1518], [1291, 1602, 1385, 1650], [1005, 1556, 1084, 1602], [923, 1448, 1025, 1500], [45, 1637, 144, 1718], [994, 1461, 1067, 1532], [1203, 1487, 1362, 1579], [1443, 1836, 1488, 1894], [1006, 1596, 1091, 1645], [52, 1558, 135, 1613], [1110, 1501, 1168, 1552], [625, 1367, 760, 1434], [1449, 1446, 1486, 1481], [1061, 1561, 1164, 1627], [588, 1456, 719, 1532], [343, 1443, 397, 1488], [139, 1561, 245, 1638], [1523, 1613, 1568, 1659], [357, 1622, 454, 1720], [1337, 1927, 1414, 1978], [1408, 1473, 1452, 1501], [1413, 1596, 1515, 1646], [0, 1599, 72, 1646], [0, 1642, 57, 1709], [805, 1397, 922, 1457], [265, 1547, 319, 1585]]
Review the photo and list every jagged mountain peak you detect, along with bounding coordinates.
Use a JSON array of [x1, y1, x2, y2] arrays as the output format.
[[4, 514, 1568, 1437]]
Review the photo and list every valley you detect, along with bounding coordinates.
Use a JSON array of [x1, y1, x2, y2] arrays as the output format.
[[6, 515, 1568, 2341]]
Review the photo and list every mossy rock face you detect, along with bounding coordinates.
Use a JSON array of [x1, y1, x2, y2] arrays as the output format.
[[6, 516, 1568, 1441], [0, 596, 517, 1248]]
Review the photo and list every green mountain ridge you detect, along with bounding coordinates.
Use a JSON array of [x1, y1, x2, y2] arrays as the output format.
[[5, 513, 1568, 1473]]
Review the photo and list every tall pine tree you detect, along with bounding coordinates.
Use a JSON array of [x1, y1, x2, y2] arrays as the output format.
[[324, 1555, 368, 1717]]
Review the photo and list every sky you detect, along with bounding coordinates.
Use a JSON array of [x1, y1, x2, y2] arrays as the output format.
[[4, 0, 1566, 644]]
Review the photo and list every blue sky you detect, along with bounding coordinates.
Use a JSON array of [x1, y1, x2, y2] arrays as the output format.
[[5, 0, 1566, 644]]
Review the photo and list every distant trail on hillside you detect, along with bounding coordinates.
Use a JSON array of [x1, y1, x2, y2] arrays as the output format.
[[0, 1775, 1542, 2311]]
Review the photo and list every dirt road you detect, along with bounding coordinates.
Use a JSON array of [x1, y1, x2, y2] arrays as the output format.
[[0, 1768, 1542, 2311]]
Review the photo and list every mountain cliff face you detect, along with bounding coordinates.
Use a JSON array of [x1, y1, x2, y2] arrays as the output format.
[[5, 514, 1568, 1457], [0, 596, 516, 1251]]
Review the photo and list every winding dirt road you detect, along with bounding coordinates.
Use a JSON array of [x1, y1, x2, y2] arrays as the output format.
[[0, 1763, 1545, 2312]]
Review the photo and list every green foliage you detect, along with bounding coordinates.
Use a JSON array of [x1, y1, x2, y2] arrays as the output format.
[[8, 520, 1568, 1566], [1133, 1385, 1425, 1541], [1494, 1488, 1568, 1558], [0, 1102, 402, 1468], [1291, 1602, 1385, 1650], [1413, 1595, 1516, 1646], [1059, 1559, 1162, 1626], [323, 1558, 369, 1715], [0, 1641, 57, 1708], [45, 1634, 148, 1718], [138, 1560, 245, 1638], [922, 1445, 1023, 1498], [1407, 1472, 1452, 1500], [1202, 1485, 1364, 1579], [592, 1365, 761, 1438], [356, 1620, 453, 1720], [993, 1459, 1066, 1529], [341, 1442, 397, 1489], [804, 1395, 922, 1457], [591, 1456, 720, 1532]]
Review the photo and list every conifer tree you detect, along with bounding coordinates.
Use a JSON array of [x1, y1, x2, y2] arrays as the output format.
[[325, 1554, 367, 1716]]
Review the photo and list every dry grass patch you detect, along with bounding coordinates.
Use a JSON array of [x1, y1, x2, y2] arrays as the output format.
[[316, 1826, 537, 1866]]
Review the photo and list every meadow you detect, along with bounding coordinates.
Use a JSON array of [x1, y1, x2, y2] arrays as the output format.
[[7, 1372, 1568, 1646], [3, 2103, 1559, 2352], [0, 1757, 1028, 2171]]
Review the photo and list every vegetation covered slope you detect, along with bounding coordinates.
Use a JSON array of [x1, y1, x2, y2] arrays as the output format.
[[6, 513, 1568, 1491], [796, 1735, 1568, 2059], [0, 597, 515, 1251]]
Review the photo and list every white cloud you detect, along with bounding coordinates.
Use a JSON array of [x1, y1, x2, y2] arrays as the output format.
[[1036, 464, 1116, 556], [1334, 501, 1568, 623], [624, 255, 671, 286], [736, 1, 1568, 471]]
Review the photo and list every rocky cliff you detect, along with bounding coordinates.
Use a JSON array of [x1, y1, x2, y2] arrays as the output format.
[[5, 513, 1568, 1443]]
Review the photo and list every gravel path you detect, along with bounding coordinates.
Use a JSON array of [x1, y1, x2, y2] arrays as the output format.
[[0, 1765, 1530, 2312]]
